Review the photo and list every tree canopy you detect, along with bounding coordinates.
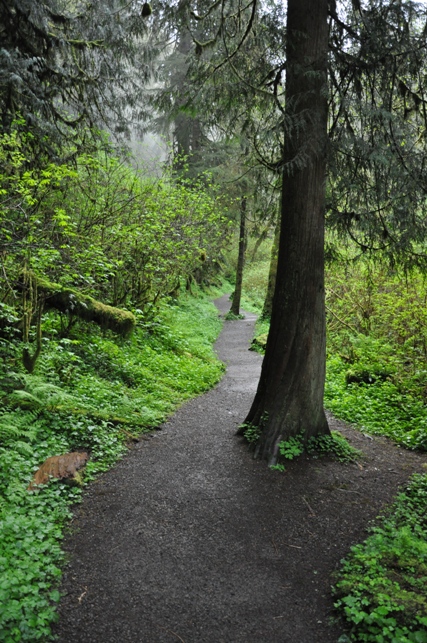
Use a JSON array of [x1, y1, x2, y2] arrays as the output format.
[[0, 0, 158, 152]]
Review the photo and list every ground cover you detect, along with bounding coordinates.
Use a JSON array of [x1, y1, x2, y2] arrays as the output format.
[[0, 291, 224, 642]]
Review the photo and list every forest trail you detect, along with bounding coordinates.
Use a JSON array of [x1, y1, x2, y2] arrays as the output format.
[[55, 294, 427, 643]]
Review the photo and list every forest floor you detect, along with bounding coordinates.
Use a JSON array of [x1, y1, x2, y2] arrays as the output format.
[[54, 294, 427, 643]]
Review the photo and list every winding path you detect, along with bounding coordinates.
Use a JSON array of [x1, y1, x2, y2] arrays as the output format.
[[55, 295, 426, 643]]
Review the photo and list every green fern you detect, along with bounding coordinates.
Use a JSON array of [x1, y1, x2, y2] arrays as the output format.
[[7, 389, 43, 410], [0, 410, 38, 446], [11, 440, 35, 456], [6, 375, 80, 411]]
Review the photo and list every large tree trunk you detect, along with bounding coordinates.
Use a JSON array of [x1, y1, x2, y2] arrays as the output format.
[[230, 196, 247, 316], [242, 0, 330, 464], [261, 213, 280, 320]]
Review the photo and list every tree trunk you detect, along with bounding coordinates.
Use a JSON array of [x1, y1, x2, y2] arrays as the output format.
[[230, 196, 247, 316], [242, 0, 330, 464], [174, 29, 203, 174], [261, 213, 280, 320]]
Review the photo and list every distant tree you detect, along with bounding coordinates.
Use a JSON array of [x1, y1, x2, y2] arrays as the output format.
[[229, 196, 247, 316]]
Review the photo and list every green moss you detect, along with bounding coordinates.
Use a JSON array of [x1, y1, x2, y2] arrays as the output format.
[[249, 332, 268, 352], [29, 272, 135, 337]]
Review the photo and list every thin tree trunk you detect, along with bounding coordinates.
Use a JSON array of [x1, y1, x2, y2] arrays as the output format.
[[230, 196, 247, 316], [241, 0, 330, 464]]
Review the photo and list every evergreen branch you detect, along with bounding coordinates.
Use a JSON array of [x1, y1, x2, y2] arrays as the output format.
[[190, 0, 223, 22], [328, 2, 359, 41], [211, 0, 258, 74]]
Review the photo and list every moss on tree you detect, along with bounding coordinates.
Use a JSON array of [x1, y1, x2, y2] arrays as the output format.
[[25, 272, 135, 338]]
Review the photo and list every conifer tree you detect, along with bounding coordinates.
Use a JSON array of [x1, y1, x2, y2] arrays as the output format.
[[156, 0, 427, 464], [0, 0, 157, 152]]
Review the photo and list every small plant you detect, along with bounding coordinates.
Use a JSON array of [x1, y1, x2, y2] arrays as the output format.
[[240, 422, 261, 443], [240, 412, 269, 444], [224, 311, 245, 320], [278, 434, 305, 460], [270, 463, 286, 472], [274, 430, 361, 467], [307, 431, 362, 463], [249, 332, 268, 354]]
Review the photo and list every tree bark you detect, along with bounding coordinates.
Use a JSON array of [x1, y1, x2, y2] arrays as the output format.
[[174, 29, 203, 174], [230, 196, 247, 316], [261, 213, 280, 320], [242, 0, 330, 463]]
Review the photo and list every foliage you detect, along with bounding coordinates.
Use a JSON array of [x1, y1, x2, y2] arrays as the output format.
[[325, 260, 427, 451], [0, 127, 231, 371], [224, 311, 245, 320], [0, 0, 158, 149], [0, 291, 224, 641], [334, 473, 427, 643], [328, 0, 427, 268], [268, 431, 361, 472], [278, 435, 305, 460], [239, 422, 262, 444], [306, 431, 362, 463], [249, 332, 268, 354]]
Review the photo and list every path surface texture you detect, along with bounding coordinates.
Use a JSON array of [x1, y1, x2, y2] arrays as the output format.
[[56, 295, 427, 643]]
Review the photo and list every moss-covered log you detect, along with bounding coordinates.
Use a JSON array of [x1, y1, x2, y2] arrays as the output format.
[[25, 273, 135, 337]]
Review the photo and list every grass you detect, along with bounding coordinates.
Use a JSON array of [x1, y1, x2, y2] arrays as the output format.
[[0, 290, 225, 642]]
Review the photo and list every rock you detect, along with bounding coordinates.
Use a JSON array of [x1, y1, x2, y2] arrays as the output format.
[[27, 451, 89, 491]]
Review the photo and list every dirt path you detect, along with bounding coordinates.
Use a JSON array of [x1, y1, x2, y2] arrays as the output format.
[[55, 295, 427, 643]]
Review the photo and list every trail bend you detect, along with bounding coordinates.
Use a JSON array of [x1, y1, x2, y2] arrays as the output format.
[[55, 294, 427, 643]]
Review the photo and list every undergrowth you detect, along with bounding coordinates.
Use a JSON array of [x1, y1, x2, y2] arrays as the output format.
[[334, 473, 427, 643], [0, 291, 224, 642], [267, 430, 361, 472], [325, 262, 427, 451]]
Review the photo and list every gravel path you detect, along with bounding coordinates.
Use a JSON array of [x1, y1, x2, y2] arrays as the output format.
[[55, 295, 427, 643]]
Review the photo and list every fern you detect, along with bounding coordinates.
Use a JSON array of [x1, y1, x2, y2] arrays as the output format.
[[6, 375, 81, 411], [7, 390, 43, 410], [12, 440, 35, 457], [0, 410, 38, 446]]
